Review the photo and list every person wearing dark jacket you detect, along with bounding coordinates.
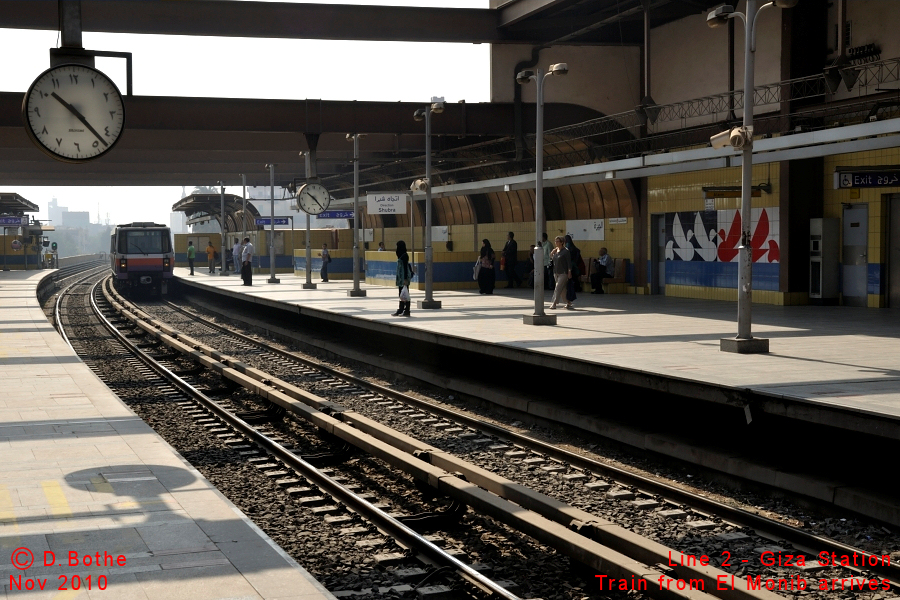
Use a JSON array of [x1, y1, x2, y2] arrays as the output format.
[[392, 241, 413, 317], [477, 239, 496, 294], [502, 231, 522, 288], [564, 234, 582, 304]]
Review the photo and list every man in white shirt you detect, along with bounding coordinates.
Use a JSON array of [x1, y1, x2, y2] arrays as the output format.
[[241, 237, 254, 286]]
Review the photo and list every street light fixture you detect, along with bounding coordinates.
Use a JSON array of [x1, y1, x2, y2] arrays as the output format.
[[707, 0, 797, 354], [347, 133, 366, 297], [217, 181, 229, 276], [412, 97, 444, 310], [517, 62, 568, 326], [265, 163, 279, 284]]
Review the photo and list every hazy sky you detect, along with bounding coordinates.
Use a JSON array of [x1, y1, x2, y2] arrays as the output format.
[[1, 0, 490, 226]]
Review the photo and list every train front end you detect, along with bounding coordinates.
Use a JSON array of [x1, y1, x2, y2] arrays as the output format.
[[110, 223, 174, 295]]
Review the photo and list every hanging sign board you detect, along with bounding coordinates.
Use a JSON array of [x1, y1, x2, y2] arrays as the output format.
[[0, 216, 28, 226], [366, 193, 407, 214], [255, 218, 290, 226], [835, 171, 900, 188], [318, 210, 354, 219]]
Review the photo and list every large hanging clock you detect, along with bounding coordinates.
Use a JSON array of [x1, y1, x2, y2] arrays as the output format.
[[22, 64, 125, 163], [296, 182, 331, 215]]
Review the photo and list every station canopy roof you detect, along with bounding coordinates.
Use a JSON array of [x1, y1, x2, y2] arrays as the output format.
[[0, 193, 39, 215], [173, 193, 263, 232]]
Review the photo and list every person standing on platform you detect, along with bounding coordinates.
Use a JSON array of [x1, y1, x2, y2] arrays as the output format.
[[377, 242, 385, 251], [392, 240, 413, 317], [541, 232, 553, 290], [232, 238, 242, 274], [565, 234, 583, 302], [477, 239, 496, 295], [549, 236, 572, 310], [502, 231, 522, 288], [241, 237, 254, 286], [321, 243, 331, 282], [187, 241, 196, 276], [206, 241, 216, 273]]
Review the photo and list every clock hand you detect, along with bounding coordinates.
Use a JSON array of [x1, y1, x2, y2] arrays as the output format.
[[51, 92, 108, 147], [311, 195, 325, 210]]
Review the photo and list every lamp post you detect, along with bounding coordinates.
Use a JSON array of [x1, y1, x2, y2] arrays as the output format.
[[517, 63, 568, 326], [266, 163, 280, 284], [413, 97, 444, 310], [241, 173, 247, 254], [708, 1, 796, 354], [347, 133, 366, 297], [218, 181, 229, 275]]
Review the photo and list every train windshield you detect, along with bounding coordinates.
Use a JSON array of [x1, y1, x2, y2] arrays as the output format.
[[118, 230, 172, 255]]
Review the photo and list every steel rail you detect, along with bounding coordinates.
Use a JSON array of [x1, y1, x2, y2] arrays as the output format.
[[91, 278, 524, 600], [160, 298, 900, 587], [53, 267, 108, 351], [102, 295, 777, 600]]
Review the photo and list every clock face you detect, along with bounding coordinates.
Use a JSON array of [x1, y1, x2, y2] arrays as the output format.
[[22, 64, 125, 163], [298, 183, 331, 215]]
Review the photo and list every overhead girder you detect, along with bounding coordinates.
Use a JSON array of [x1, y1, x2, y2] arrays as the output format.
[[0, 92, 602, 187], [0, 0, 709, 46]]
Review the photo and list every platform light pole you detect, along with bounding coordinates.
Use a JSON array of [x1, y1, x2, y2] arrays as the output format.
[[517, 63, 568, 326], [708, 1, 796, 353], [218, 181, 229, 275], [413, 97, 444, 310], [266, 163, 280, 284], [241, 173, 247, 253], [347, 133, 366, 297]]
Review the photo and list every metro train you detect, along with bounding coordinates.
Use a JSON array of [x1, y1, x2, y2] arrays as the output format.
[[110, 222, 174, 295]]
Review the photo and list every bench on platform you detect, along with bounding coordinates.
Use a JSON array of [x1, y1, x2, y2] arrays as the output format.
[[582, 258, 629, 293]]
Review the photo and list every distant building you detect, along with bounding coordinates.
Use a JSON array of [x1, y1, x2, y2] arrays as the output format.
[[48, 197, 67, 227], [170, 211, 187, 234], [62, 211, 90, 228]]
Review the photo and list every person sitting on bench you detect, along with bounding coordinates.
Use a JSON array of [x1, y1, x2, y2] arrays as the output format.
[[591, 247, 613, 294]]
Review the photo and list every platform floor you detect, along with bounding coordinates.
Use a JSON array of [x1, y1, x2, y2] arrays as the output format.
[[178, 268, 900, 433], [0, 270, 335, 600]]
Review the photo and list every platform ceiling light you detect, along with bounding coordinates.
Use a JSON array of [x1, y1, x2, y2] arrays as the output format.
[[706, 5, 735, 27]]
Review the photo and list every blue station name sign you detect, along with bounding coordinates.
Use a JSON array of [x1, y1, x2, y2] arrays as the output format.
[[0, 216, 29, 226]]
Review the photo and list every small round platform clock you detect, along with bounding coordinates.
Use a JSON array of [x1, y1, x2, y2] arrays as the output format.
[[296, 182, 331, 215], [22, 64, 125, 163]]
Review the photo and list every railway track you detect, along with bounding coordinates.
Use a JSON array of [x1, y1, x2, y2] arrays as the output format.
[[52, 269, 899, 600]]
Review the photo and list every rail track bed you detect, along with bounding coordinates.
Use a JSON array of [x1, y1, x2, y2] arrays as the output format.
[[49, 269, 900, 600]]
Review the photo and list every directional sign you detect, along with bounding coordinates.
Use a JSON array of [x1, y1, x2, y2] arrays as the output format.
[[367, 193, 407, 214], [0, 216, 28, 226], [11, 239, 22, 250], [318, 210, 354, 219], [836, 171, 900, 188], [255, 218, 290, 226]]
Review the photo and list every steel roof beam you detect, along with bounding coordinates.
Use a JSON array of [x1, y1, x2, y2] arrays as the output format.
[[0, 0, 507, 44]]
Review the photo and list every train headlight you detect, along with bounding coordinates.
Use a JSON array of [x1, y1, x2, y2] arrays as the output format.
[[163, 257, 171, 269], [119, 258, 127, 270]]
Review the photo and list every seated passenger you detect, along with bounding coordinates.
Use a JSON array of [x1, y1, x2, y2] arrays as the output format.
[[590, 247, 613, 294]]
